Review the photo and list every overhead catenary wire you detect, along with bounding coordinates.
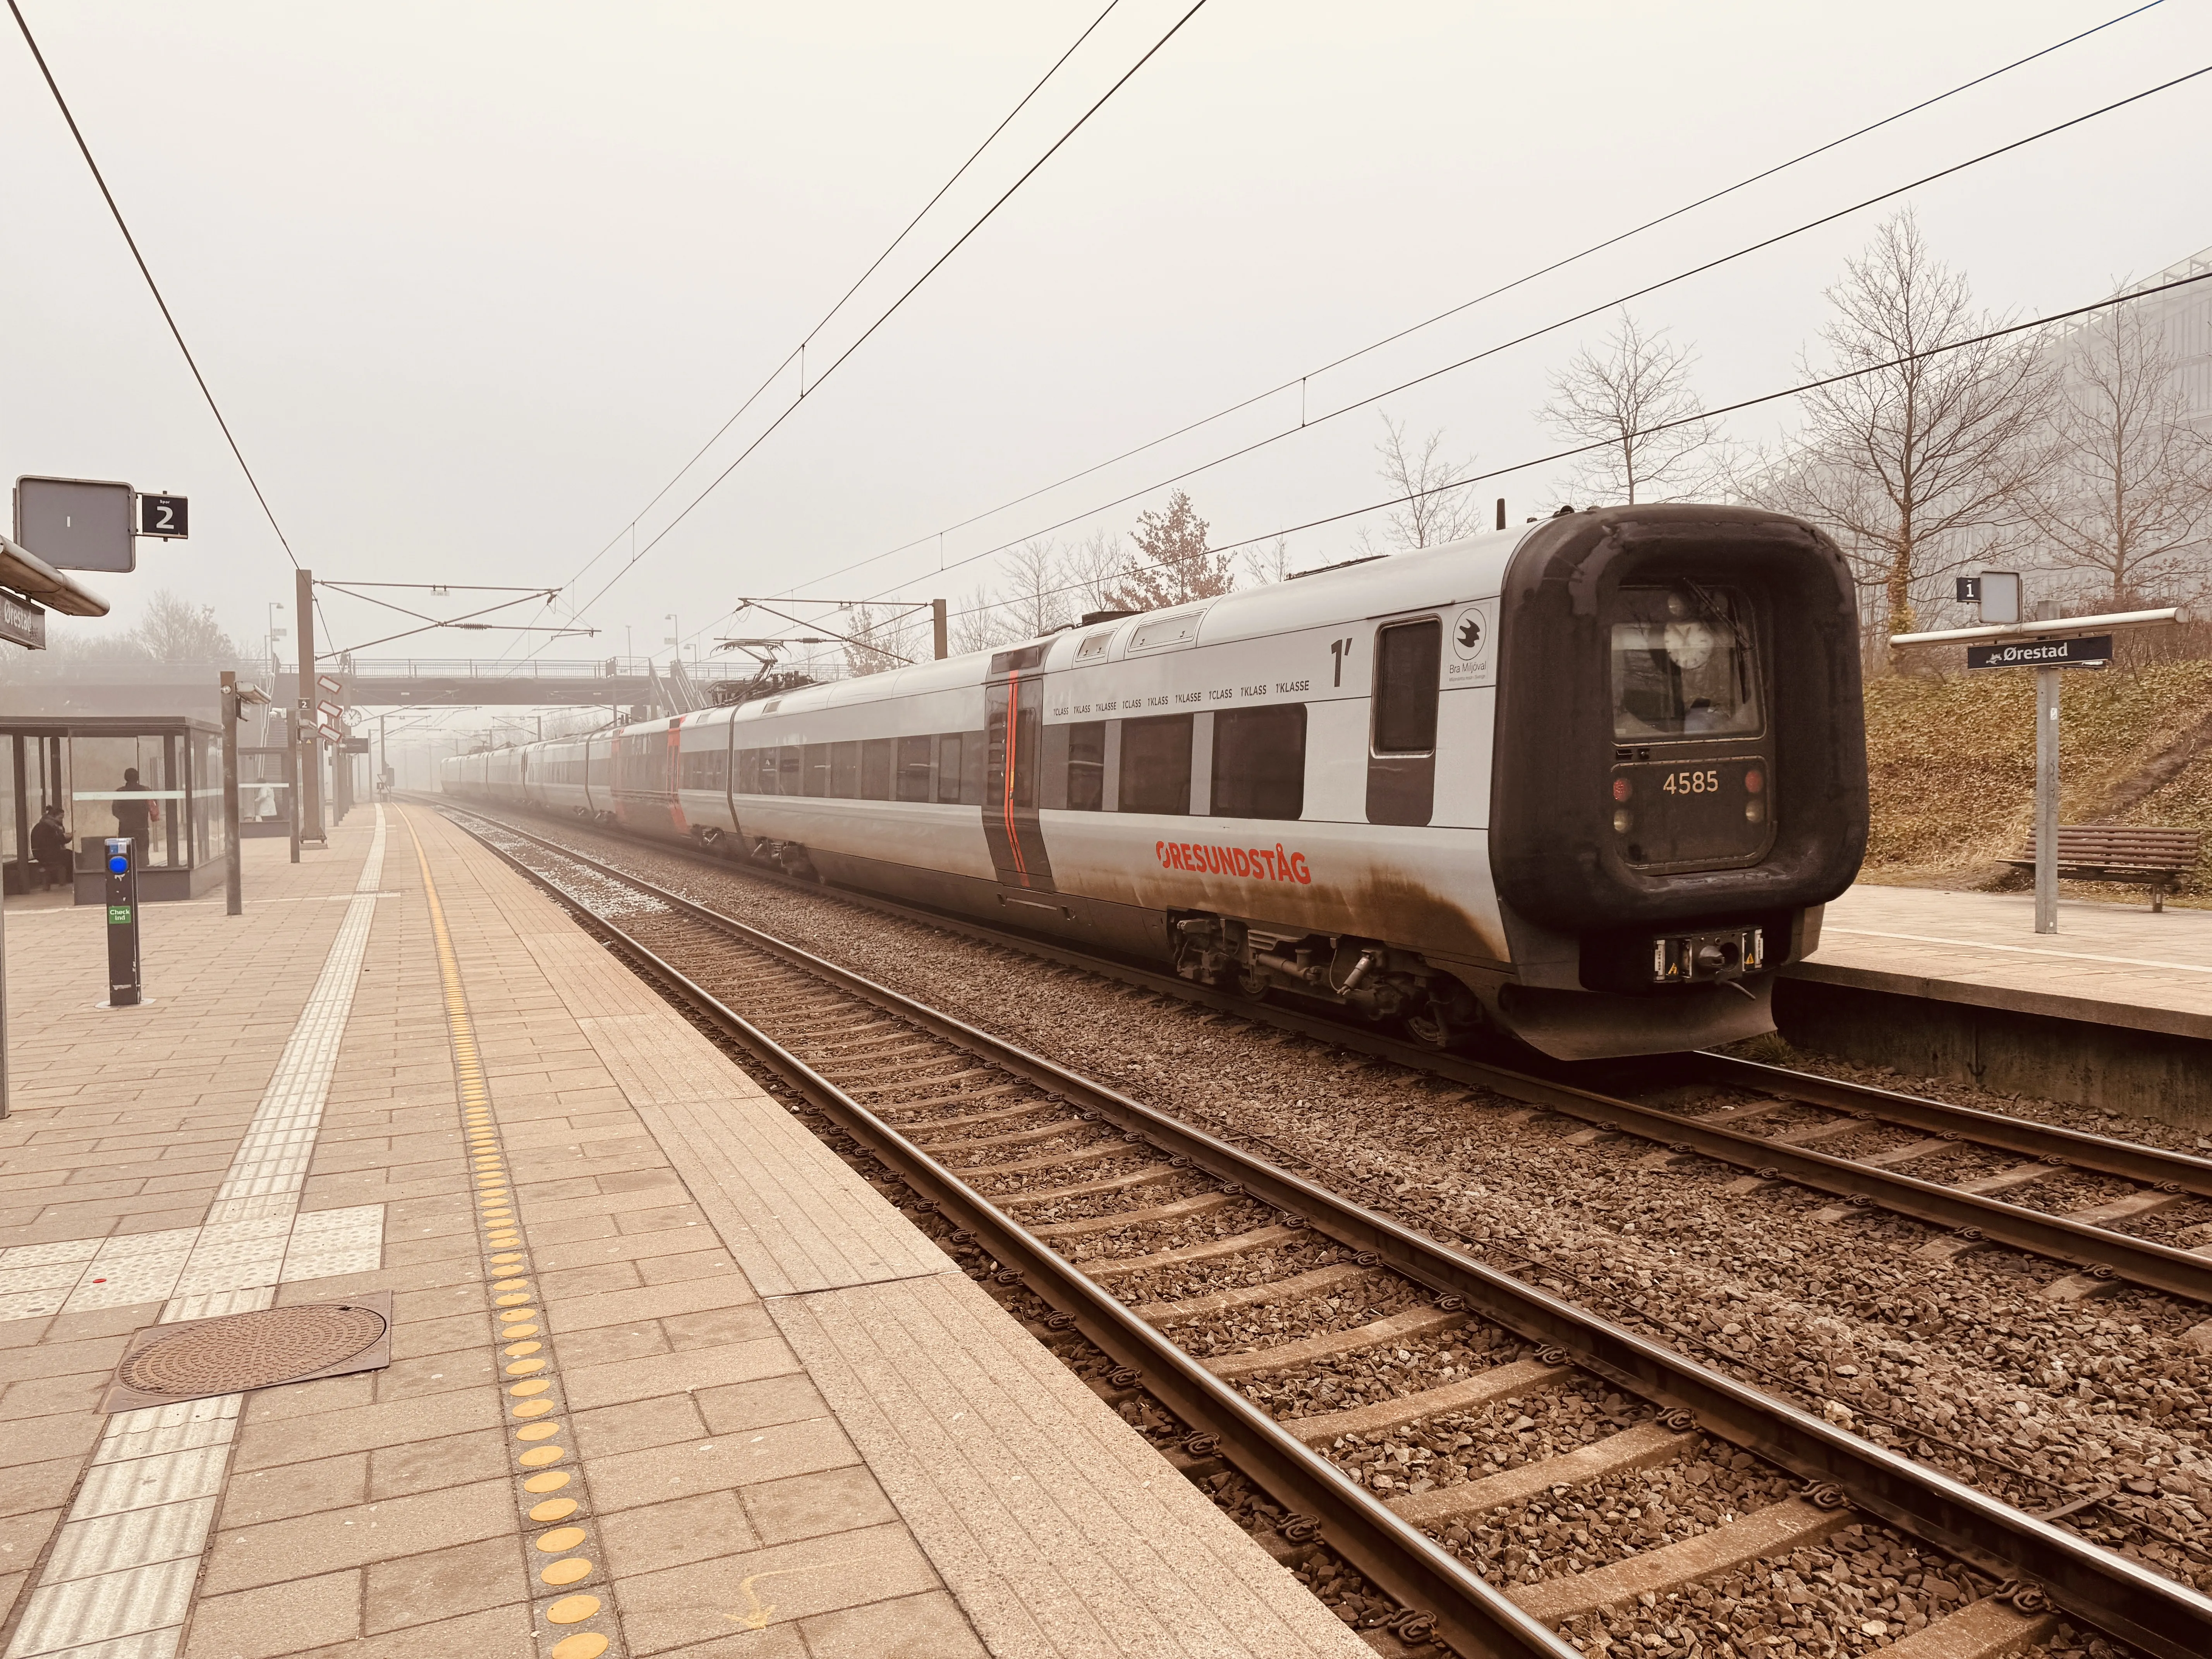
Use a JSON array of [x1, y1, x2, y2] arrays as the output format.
[[863, 59, 2212, 609], [7, 0, 302, 570], [542, 0, 1130, 618], [538, 0, 1217, 643], [937, 264, 2212, 623], [774, 1, 2169, 605]]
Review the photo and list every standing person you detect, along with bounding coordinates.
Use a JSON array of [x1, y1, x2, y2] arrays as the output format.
[[113, 767, 155, 870], [29, 805, 71, 892]]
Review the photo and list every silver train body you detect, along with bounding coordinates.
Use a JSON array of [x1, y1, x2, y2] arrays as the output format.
[[442, 505, 1869, 1059]]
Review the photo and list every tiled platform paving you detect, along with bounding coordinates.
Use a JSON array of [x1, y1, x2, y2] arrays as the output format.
[[0, 808, 1364, 1659], [1796, 883, 2212, 1037]]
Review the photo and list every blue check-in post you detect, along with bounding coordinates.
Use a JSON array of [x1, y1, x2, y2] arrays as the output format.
[[105, 837, 141, 1008]]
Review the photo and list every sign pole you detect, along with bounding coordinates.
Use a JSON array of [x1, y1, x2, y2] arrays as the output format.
[[287, 711, 302, 865], [220, 672, 244, 915], [1898, 592, 2187, 938], [2035, 665, 2060, 935], [0, 801, 9, 1119], [295, 568, 325, 845]]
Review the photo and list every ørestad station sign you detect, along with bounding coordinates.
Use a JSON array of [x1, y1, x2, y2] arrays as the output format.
[[1965, 634, 2115, 670]]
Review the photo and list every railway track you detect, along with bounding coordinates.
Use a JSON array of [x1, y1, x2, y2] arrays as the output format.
[[441, 801, 2212, 1659], [425, 797, 2212, 1308]]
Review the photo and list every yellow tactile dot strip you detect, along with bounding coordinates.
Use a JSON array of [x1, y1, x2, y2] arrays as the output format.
[[405, 810, 623, 1659]]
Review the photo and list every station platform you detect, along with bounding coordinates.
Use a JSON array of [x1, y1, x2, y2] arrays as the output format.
[[1778, 884, 2212, 1122], [0, 807, 1365, 1659]]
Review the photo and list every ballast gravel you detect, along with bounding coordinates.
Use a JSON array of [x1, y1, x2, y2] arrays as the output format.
[[481, 819, 2212, 1601]]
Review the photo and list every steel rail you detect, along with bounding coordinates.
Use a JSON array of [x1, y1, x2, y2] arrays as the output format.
[[1430, 1060, 2212, 1306], [444, 804, 2212, 1659], [1690, 1049, 2212, 1199], [425, 798, 2212, 1305], [449, 811, 1573, 1659]]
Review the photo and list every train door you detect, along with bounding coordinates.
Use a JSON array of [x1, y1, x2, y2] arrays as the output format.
[[665, 719, 688, 836], [586, 732, 610, 819], [1368, 616, 1440, 826], [983, 647, 1054, 891]]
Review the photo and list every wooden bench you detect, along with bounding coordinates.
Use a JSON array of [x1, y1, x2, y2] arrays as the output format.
[[2004, 825, 2204, 912]]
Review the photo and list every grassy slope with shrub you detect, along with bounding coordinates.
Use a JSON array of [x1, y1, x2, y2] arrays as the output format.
[[1859, 660, 2212, 904]]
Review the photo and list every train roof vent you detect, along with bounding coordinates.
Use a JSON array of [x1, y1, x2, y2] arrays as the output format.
[[1285, 553, 1386, 582], [1075, 630, 1115, 661], [989, 642, 1048, 674], [1125, 606, 1208, 654]]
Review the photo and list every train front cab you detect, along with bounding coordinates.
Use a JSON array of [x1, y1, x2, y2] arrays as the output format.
[[1485, 504, 1868, 1059]]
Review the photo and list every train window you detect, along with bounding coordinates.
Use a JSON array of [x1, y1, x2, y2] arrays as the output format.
[[936, 734, 963, 804], [1373, 619, 1442, 753], [860, 739, 892, 800], [738, 748, 761, 794], [806, 745, 835, 797], [1118, 714, 1192, 815], [778, 747, 802, 795], [1609, 586, 1762, 740], [962, 730, 986, 804], [1065, 721, 1106, 811], [896, 736, 933, 802], [1212, 705, 1305, 819], [830, 741, 861, 799]]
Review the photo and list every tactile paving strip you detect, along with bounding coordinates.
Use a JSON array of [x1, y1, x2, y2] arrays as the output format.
[[406, 808, 627, 1659], [3, 810, 391, 1659]]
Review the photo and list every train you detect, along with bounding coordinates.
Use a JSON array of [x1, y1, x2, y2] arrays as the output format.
[[441, 503, 1869, 1060]]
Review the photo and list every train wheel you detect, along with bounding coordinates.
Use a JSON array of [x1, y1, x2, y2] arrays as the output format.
[[1403, 1006, 1455, 1049], [1233, 963, 1271, 1001], [1405, 980, 1479, 1049]]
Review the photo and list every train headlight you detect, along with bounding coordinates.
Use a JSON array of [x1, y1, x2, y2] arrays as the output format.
[[1745, 799, 1766, 824], [1611, 777, 1632, 802], [1743, 768, 1764, 794], [1612, 808, 1633, 834]]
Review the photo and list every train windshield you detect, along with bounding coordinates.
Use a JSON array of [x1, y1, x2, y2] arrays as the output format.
[[1609, 585, 1761, 740]]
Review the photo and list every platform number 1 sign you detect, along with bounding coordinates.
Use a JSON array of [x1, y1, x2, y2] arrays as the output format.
[[136, 495, 188, 539]]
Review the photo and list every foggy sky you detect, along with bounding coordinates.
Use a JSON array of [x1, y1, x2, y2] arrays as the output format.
[[5, 0, 2208, 729]]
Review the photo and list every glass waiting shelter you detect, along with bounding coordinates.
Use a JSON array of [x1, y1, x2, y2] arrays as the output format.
[[2, 715, 228, 903]]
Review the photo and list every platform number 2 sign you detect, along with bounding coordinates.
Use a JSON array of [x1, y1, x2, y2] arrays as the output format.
[[137, 494, 189, 539]]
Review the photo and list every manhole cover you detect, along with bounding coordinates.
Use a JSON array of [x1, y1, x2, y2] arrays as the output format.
[[104, 1293, 394, 1412]]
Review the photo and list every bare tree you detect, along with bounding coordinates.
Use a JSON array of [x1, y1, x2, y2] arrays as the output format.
[[840, 604, 921, 677], [1061, 528, 1127, 617], [1240, 535, 1293, 585], [1539, 311, 1718, 505], [998, 540, 1072, 640], [1360, 417, 1484, 551], [132, 591, 239, 661], [1753, 212, 2052, 636], [949, 580, 1007, 656], [1115, 490, 1233, 611], [2023, 302, 2212, 609]]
